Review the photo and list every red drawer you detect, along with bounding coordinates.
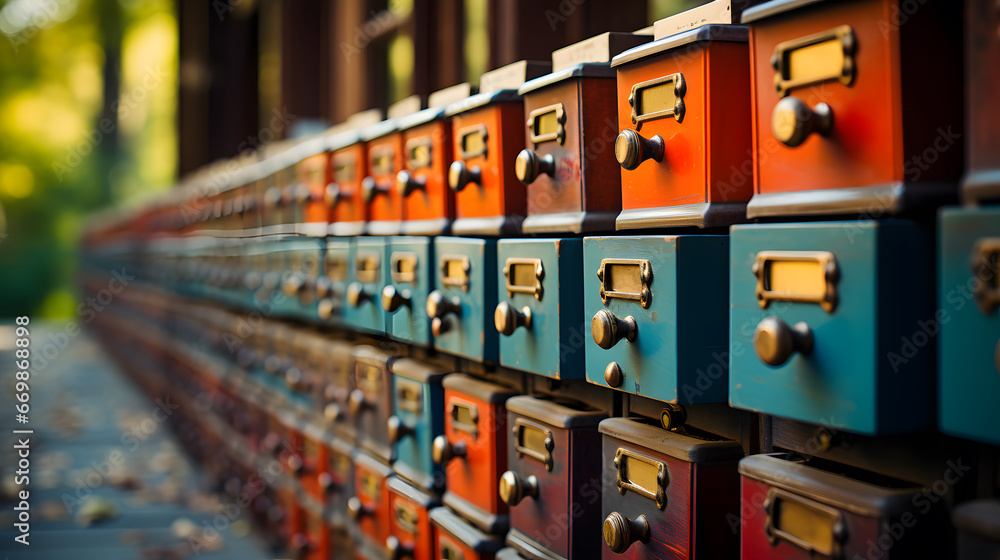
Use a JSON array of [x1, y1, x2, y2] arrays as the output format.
[[350, 451, 395, 547], [362, 122, 405, 235], [431, 507, 505, 560], [386, 477, 440, 560], [328, 139, 368, 236], [397, 108, 455, 235]]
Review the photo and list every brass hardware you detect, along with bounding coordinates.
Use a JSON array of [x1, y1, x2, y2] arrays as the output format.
[[395, 378, 423, 413], [813, 426, 837, 452], [370, 147, 395, 177], [332, 153, 356, 183], [346, 282, 371, 307], [515, 149, 556, 184], [426, 291, 462, 321], [495, 302, 532, 336], [764, 488, 846, 557], [390, 252, 418, 283], [441, 541, 464, 560], [356, 254, 380, 284], [432, 435, 466, 464], [457, 124, 488, 160], [356, 363, 383, 394], [386, 536, 413, 560], [603, 512, 650, 554], [592, 310, 637, 350], [628, 73, 686, 130], [614, 448, 668, 509], [659, 403, 686, 430], [448, 160, 481, 192], [615, 129, 665, 171], [512, 417, 554, 470], [970, 238, 1000, 314], [439, 255, 471, 291], [325, 183, 343, 206], [318, 472, 339, 494], [449, 400, 479, 436], [753, 316, 814, 367], [348, 389, 368, 417], [753, 251, 838, 312], [503, 257, 544, 300], [323, 402, 343, 423], [359, 471, 381, 500], [362, 176, 389, 204], [326, 253, 348, 282], [396, 170, 426, 198], [382, 285, 411, 313], [604, 362, 624, 388], [282, 273, 305, 296], [317, 299, 336, 320], [314, 276, 332, 299], [499, 471, 539, 506], [406, 136, 433, 169], [526, 103, 567, 146], [346, 496, 372, 521], [771, 97, 834, 148], [771, 25, 856, 97], [598, 259, 653, 308], [394, 502, 420, 534], [387, 416, 413, 443], [431, 317, 453, 337]]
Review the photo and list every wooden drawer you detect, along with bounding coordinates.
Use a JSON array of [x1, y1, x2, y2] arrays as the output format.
[[346, 237, 388, 334], [350, 450, 395, 549], [384, 236, 434, 347], [329, 136, 369, 236], [429, 237, 498, 362], [398, 109, 455, 235], [351, 345, 395, 462], [363, 121, 405, 235], [431, 507, 505, 560], [389, 358, 447, 494], [387, 477, 441, 560]]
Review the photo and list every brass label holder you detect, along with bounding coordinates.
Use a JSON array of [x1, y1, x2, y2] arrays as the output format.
[[440, 254, 471, 291], [614, 448, 668, 510], [503, 257, 544, 300], [598, 259, 653, 308], [772, 25, 856, 97], [513, 417, 555, 471], [527, 103, 567, 146], [405, 136, 434, 170], [628, 73, 686, 131], [971, 237, 1000, 314], [370, 145, 396, 177], [764, 488, 845, 558], [356, 253, 381, 284], [390, 251, 419, 284], [394, 502, 420, 534], [332, 153, 356, 182], [449, 400, 479, 438], [396, 378, 423, 414], [752, 250, 838, 313], [355, 362, 384, 395], [458, 124, 489, 160]]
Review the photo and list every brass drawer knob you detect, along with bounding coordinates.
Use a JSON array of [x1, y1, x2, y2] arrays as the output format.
[[603, 512, 649, 554], [317, 298, 336, 320], [515, 149, 555, 184], [615, 129, 664, 171], [426, 291, 461, 319], [387, 415, 414, 443], [325, 182, 343, 206], [319, 472, 340, 494], [315, 276, 333, 299], [753, 316, 813, 366], [348, 389, 368, 417], [324, 402, 344, 423], [282, 273, 305, 296], [287, 454, 305, 476], [604, 362, 625, 388], [386, 536, 414, 560], [382, 285, 411, 313], [347, 496, 373, 521], [432, 435, 466, 465], [448, 161, 481, 192], [771, 97, 833, 148], [396, 170, 426, 198], [499, 471, 538, 506], [494, 301, 532, 336], [592, 309, 637, 350], [346, 282, 371, 307], [362, 177, 390, 204]]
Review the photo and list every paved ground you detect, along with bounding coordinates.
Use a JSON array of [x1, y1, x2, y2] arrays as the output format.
[[0, 324, 272, 559]]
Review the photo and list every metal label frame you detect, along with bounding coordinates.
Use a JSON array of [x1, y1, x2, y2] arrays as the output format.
[[971, 237, 1000, 314], [512, 417, 555, 471], [772, 25, 856, 97], [613, 448, 668, 510], [440, 254, 471, 291], [395, 378, 423, 414], [597, 259, 653, 308], [628, 73, 686, 131], [394, 502, 420, 535], [355, 253, 381, 284], [764, 488, 846, 558], [390, 251, 419, 284], [503, 257, 545, 301], [405, 136, 434, 170], [752, 250, 838, 313], [527, 103, 567, 146], [458, 124, 489, 160], [369, 145, 396, 177], [449, 399, 479, 438], [332, 153, 356, 183]]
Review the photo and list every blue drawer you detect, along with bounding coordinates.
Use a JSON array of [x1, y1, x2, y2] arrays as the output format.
[[939, 207, 1000, 446], [384, 236, 434, 346], [583, 235, 729, 403], [388, 358, 447, 494], [730, 221, 933, 435], [429, 237, 498, 363], [318, 238, 352, 326], [278, 236, 325, 321], [496, 238, 584, 379], [345, 237, 388, 334]]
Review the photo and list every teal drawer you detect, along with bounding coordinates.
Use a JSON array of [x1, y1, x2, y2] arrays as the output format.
[[730, 221, 934, 435], [345, 237, 388, 334], [388, 359, 447, 494], [318, 238, 351, 326], [429, 237, 498, 363], [277, 236, 325, 321], [384, 237, 434, 346], [496, 238, 584, 379], [583, 236, 729, 403], [939, 207, 1000, 446]]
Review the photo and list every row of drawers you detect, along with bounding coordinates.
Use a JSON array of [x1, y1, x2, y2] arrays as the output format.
[[138, 206, 1000, 442]]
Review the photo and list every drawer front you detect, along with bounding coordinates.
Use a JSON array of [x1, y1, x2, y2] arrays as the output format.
[[277, 487, 304, 545], [388, 490, 435, 560], [750, 0, 961, 197], [616, 41, 751, 211], [353, 353, 395, 461], [730, 221, 932, 434], [319, 239, 351, 325], [353, 457, 393, 545], [330, 144, 368, 227], [966, 0, 1000, 198], [392, 376, 445, 493], [325, 439, 355, 524], [299, 430, 329, 502], [430, 237, 498, 362], [583, 236, 729, 403], [401, 121, 454, 229], [522, 81, 586, 217], [385, 237, 434, 346], [441, 390, 508, 518], [303, 504, 332, 560], [323, 341, 357, 440], [366, 133, 405, 227], [450, 105, 527, 221], [346, 237, 388, 333], [496, 238, 584, 379], [280, 237, 325, 320], [939, 208, 1000, 445], [600, 435, 693, 559], [299, 152, 331, 226]]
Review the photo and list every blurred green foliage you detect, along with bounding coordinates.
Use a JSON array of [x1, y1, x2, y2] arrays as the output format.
[[0, 0, 176, 320]]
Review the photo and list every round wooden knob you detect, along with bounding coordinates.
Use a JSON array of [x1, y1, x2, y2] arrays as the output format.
[[348, 389, 367, 417], [282, 273, 305, 296], [432, 435, 466, 465], [592, 309, 637, 350], [396, 170, 426, 198], [753, 316, 814, 366], [325, 182, 342, 206], [347, 496, 371, 521], [499, 471, 538, 506], [386, 536, 414, 560], [448, 161, 481, 192], [494, 301, 531, 336], [382, 285, 411, 313], [387, 416, 413, 443], [771, 97, 833, 148], [615, 129, 664, 171], [426, 291, 461, 319], [604, 362, 624, 388], [346, 282, 370, 307], [603, 512, 649, 554], [515, 149, 555, 184]]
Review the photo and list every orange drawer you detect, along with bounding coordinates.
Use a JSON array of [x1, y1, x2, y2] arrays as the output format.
[[297, 146, 332, 236], [328, 136, 368, 236], [386, 478, 439, 560], [362, 121, 405, 235], [398, 110, 455, 235], [350, 451, 395, 547], [612, 25, 752, 229], [744, 0, 963, 217]]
